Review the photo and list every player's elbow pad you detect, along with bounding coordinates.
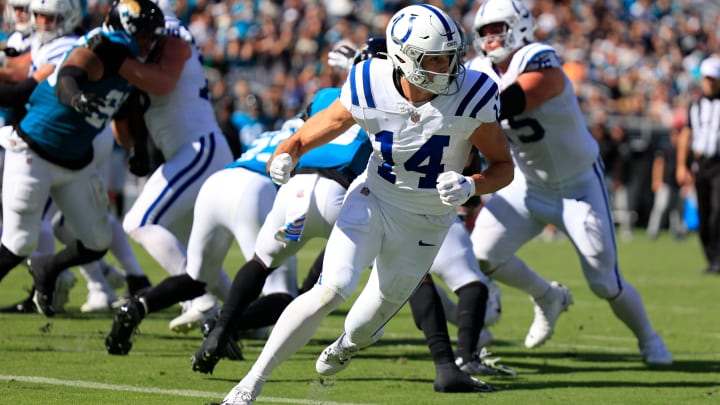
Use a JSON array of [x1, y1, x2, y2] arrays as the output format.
[[498, 82, 527, 120], [0, 77, 37, 107], [55, 65, 88, 107]]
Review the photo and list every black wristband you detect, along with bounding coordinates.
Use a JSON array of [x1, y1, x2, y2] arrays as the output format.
[[499, 82, 527, 120], [55, 65, 88, 107]]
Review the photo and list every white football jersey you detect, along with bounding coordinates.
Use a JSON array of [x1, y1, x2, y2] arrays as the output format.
[[29, 34, 79, 75], [6, 31, 32, 54], [466, 43, 598, 185], [340, 59, 500, 215], [144, 16, 220, 159]]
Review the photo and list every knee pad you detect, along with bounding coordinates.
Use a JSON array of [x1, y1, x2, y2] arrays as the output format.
[[587, 276, 622, 299]]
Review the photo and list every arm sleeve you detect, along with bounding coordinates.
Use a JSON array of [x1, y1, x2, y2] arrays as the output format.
[[0, 77, 38, 107], [55, 65, 88, 107]]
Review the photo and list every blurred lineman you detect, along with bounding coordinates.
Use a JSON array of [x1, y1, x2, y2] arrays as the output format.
[[0, 0, 166, 316], [0, 0, 85, 313], [111, 0, 234, 330], [105, 121, 302, 356], [468, 0, 672, 364], [220, 4, 513, 404], [676, 55, 720, 275]]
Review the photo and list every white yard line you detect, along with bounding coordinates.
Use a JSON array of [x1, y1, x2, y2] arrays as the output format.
[[0, 375, 378, 405]]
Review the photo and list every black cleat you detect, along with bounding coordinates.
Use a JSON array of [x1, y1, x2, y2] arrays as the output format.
[[0, 291, 37, 313], [192, 321, 244, 374], [200, 317, 244, 361], [106, 299, 142, 355], [434, 363, 496, 393], [28, 255, 57, 317]]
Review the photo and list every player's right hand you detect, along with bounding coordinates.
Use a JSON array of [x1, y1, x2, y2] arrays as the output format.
[[269, 153, 294, 185], [327, 44, 359, 72], [71, 93, 106, 115]]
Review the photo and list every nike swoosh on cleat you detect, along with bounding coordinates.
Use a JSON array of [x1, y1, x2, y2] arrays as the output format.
[[418, 240, 435, 246]]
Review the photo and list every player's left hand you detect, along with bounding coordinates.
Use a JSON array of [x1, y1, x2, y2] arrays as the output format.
[[269, 153, 294, 185], [437, 171, 476, 207]]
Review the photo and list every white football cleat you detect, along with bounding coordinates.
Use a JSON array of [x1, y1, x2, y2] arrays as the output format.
[[169, 293, 220, 333], [221, 384, 256, 405], [316, 334, 359, 376], [81, 277, 116, 313], [524, 281, 573, 349], [81, 289, 115, 313], [640, 335, 673, 365]]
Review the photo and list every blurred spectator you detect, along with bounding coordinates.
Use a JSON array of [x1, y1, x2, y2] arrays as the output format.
[[231, 92, 269, 153], [647, 120, 687, 240]]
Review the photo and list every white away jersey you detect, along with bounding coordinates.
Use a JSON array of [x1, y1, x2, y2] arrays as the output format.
[[6, 31, 32, 54], [144, 17, 220, 159], [29, 34, 79, 75], [341, 58, 500, 215], [467, 43, 598, 185]]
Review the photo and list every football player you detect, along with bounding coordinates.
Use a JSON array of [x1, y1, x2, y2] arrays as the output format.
[[467, 0, 672, 365], [104, 118, 303, 356], [109, 0, 234, 330], [220, 5, 514, 404], [190, 49, 374, 375], [0, 0, 166, 316]]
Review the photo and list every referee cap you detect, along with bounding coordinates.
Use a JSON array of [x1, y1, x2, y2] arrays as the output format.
[[700, 56, 720, 80]]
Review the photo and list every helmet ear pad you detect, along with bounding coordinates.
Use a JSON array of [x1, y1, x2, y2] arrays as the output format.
[[385, 4, 464, 95]]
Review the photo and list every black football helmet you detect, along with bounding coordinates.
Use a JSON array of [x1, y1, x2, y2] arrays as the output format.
[[103, 0, 165, 38]]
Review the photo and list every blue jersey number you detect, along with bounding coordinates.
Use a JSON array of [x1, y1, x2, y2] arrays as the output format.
[[375, 131, 449, 188]]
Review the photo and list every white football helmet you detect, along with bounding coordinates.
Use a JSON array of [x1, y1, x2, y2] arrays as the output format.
[[6, 0, 32, 35], [29, 0, 82, 44], [385, 4, 464, 95], [473, 0, 535, 64]]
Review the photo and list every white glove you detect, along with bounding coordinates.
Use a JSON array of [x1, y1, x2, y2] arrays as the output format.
[[269, 153, 294, 185], [436, 171, 476, 207], [327, 43, 359, 72]]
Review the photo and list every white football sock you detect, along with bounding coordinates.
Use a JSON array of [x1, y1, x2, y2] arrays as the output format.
[[128, 224, 187, 276], [247, 284, 344, 381], [108, 214, 145, 276], [490, 256, 551, 298], [608, 282, 657, 344]]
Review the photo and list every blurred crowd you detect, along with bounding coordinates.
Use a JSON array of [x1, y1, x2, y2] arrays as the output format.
[[75, 1, 717, 151], [3, 0, 719, 226]]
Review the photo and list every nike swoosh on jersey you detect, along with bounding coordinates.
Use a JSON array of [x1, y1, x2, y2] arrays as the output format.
[[418, 240, 436, 246]]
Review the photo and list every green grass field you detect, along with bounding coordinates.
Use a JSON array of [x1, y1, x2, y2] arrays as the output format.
[[1, 231, 718, 404]]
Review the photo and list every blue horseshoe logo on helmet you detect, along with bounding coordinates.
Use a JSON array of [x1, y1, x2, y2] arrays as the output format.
[[391, 13, 416, 43]]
